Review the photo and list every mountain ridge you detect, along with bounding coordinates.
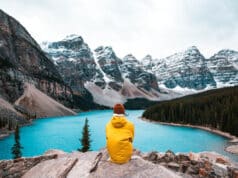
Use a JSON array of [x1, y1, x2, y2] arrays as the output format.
[[43, 38, 161, 107], [43, 34, 238, 107]]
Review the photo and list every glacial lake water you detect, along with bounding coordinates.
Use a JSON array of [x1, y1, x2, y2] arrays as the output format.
[[0, 110, 237, 161]]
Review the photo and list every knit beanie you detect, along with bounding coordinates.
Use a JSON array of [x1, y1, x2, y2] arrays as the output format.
[[113, 104, 125, 114]]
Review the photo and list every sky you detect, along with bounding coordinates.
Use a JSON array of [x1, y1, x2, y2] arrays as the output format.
[[0, 0, 238, 59]]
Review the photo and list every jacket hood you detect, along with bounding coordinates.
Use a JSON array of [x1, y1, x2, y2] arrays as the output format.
[[111, 115, 127, 128]]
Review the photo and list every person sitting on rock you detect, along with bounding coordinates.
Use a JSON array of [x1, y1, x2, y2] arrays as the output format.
[[106, 103, 135, 164]]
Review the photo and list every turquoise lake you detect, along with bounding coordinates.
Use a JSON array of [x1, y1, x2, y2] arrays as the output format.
[[0, 110, 237, 161]]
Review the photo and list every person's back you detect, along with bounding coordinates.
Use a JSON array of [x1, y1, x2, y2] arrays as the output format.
[[106, 104, 134, 164]]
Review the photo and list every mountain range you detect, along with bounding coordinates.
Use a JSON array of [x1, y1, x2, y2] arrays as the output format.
[[42, 35, 238, 107], [0, 9, 238, 117]]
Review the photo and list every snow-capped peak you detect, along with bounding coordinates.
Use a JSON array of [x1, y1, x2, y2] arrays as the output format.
[[186, 46, 199, 51], [141, 54, 153, 64], [95, 46, 113, 55], [63, 34, 83, 42], [40, 33, 238, 108], [210, 49, 238, 70], [94, 46, 120, 63], [123, 54, 138, 61], [143, 54, 153, 60]]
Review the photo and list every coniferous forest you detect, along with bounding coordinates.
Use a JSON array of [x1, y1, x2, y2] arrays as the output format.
[[142, 86, 238, 136]]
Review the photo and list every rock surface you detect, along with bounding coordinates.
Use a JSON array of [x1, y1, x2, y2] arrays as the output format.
[[1, 149, 237, 178], [0, 154, 57, 178], [226, 145, 238, 155], [144, 150, 238, 178], [22, 149, 181, 178], [23, 157, 78, 178], [67, 152, 100, 178]]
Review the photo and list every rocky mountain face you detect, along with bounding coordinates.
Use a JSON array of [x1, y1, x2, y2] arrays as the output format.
[[121, 54, 159, 91], [206, 49, 238, 86], [0, 9, 78, 128], [94, 46, 123, 91], [43, 38, 160, 107], [142, 47, 238, 92], [0, 9, 73, 106], [42, 35, 105, 95], [142, 46, 216, 90]]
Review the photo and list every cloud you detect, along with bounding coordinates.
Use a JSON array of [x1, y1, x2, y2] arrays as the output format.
[[0, 0, 237, 59]]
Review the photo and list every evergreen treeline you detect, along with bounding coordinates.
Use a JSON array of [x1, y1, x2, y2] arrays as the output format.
[[142, 86, 238, 136], [124, 98, 158, 109], [0, 114, 17, 130], [0, 107, 31, 131]]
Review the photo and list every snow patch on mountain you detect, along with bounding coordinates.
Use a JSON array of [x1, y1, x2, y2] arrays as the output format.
[[93, 51, 112, 83], [63, 34, 82, 41]]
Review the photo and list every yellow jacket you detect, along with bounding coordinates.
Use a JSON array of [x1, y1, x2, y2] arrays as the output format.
[[106, 114, 134, 164]]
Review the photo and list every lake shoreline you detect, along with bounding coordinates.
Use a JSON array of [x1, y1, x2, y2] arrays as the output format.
[[140, 117, 238, 155], [0, 121, 33, 140], [140, 117, 237, 139], [0, 112, 80, 139]]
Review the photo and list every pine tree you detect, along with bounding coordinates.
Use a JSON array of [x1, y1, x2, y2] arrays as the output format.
[[11, 124, 23, 159], [78, 118, 91, 152]]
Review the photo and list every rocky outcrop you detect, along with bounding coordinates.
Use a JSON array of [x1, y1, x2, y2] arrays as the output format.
[[11, 149, 181, 178], [23, 156, 78, 178], [88, 151, 178, 178], [226, 145, 238, 155], [0, 154, 57, 178], [1, 149, 237, 178], [144, 150, 238, 178]]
